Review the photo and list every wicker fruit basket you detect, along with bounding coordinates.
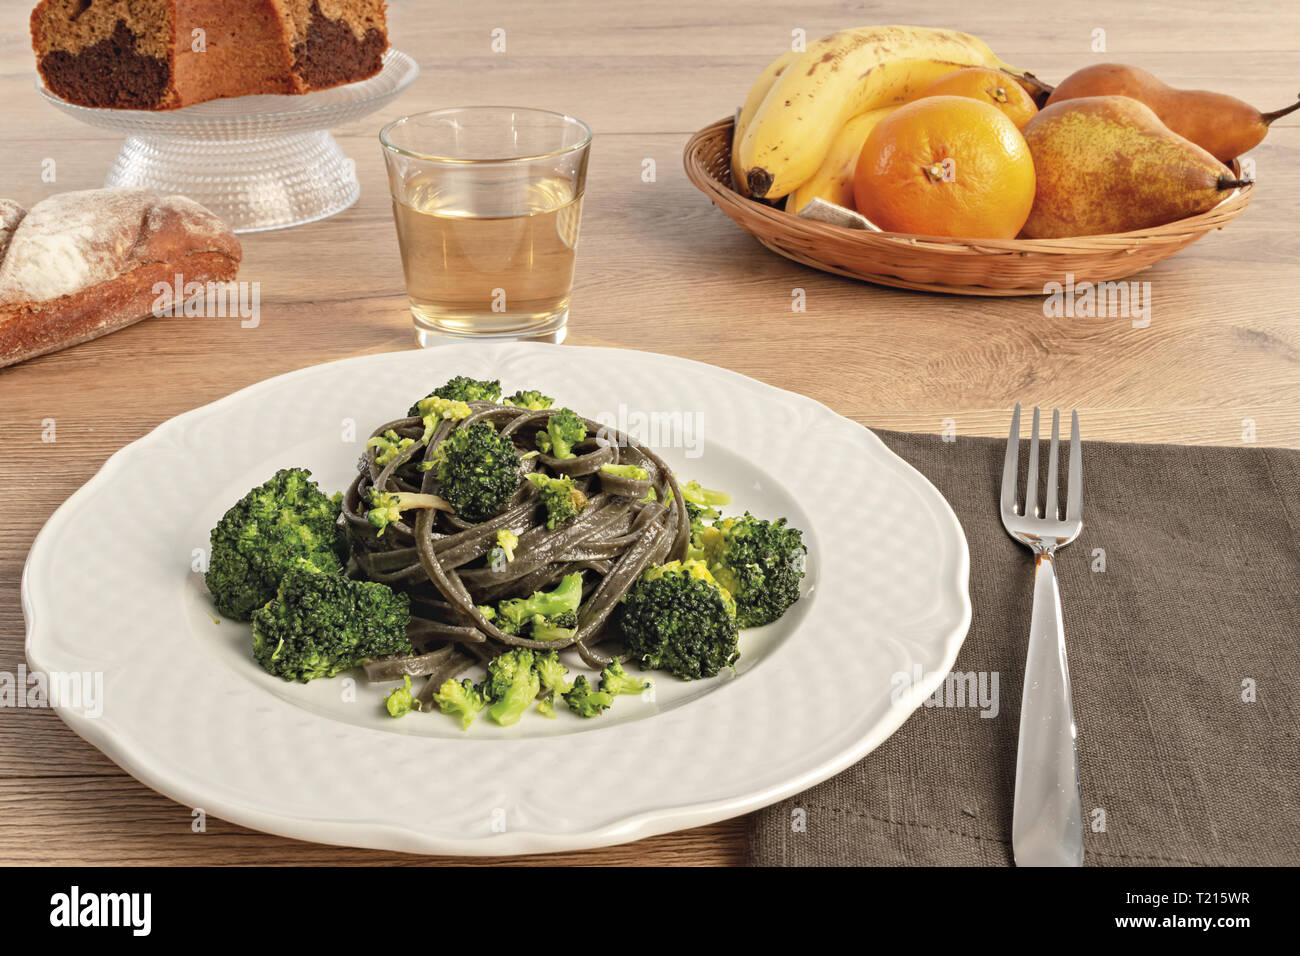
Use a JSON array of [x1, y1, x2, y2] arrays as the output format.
[[684, 117, 1253, 296]]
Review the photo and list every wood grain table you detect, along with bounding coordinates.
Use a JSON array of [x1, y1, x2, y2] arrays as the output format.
[[2, 0, 1298, 866]]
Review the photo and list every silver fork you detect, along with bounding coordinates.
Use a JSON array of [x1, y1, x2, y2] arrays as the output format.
[[1000, 404, 1084, 867]]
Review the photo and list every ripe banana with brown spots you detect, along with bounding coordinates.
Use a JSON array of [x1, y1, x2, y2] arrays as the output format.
[[737, 26, 1040, 200], [786, 106, 898, 213], [731, 49, 800, 197]]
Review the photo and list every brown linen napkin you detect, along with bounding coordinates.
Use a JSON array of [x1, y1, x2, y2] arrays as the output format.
[[747, 429, 1300, 866]]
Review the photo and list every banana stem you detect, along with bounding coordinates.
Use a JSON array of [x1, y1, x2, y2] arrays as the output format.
[[1261, 96, 1300, 125]]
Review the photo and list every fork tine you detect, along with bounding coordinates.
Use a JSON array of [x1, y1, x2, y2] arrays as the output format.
[[1001, 403, 1021, 514], [1024, 406, 1041, 519], [1045, 408, 1061, 520], [1066, 409, 1083, 520]]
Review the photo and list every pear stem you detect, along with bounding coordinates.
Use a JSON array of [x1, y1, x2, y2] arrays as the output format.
[[1261, 96, 1300, 125], [1000, 68, 1054, 107], [1218, 175, 1253, 190]]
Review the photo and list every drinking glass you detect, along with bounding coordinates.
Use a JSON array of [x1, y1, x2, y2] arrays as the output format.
[[380, 107, 592, 345]]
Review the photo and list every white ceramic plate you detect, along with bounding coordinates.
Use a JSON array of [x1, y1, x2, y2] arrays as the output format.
[[24, 344, 970, 855]]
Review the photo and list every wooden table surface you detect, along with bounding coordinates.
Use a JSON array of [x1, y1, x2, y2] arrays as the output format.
[[2, 0, 1298, 866]]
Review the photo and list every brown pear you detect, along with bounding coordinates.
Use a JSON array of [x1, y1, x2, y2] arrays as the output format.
[[1045, 64, 1300, 163], [1021, 95, 1249, 239]]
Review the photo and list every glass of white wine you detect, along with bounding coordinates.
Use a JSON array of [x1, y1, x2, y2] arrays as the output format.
[[380, 107, 592, 345]]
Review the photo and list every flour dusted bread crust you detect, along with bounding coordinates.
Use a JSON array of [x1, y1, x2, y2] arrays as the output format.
[[0, 188, 241, 368], [32, 0, 388, 110]]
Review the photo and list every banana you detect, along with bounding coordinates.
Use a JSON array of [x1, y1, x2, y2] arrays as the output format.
[[738, 26, 1036, 199], [787, 107, 897, 213], [732, 49, 799, 197]]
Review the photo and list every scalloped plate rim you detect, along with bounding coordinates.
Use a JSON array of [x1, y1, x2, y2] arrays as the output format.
[[23, 344, 971, 856]]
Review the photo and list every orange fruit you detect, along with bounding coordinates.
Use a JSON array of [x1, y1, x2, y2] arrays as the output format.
[[919, 67, 1039, 129], [853, 96, 1036, 240]]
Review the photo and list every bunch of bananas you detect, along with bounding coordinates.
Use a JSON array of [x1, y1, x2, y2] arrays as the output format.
[[732, 26, 1040, 211]]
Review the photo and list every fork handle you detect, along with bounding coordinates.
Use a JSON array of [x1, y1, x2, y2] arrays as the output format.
[[1012, 552, 1085, 867]]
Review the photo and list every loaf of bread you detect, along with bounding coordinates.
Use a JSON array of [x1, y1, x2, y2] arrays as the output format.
[[0, 187, 241, 368], [32, 0, 388, 110]]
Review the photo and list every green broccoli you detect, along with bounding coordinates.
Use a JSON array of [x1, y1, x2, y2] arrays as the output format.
[[535, 408, 587, 459], [535, 650, 573, 696], [492, 572, 584, 641], [385, 675, 418, 717], [365, 488, 452, 536], [600, 463, 650, 480], [527, 472, 588, 529], [677, 479, 732, 546], [433, 677, 489, 730], [408, 376, 501, 415], [618, 559, 739, 681], [530, 609, 580, 642], [366, 429, 415, 467], [484, 649, 541, 726], [431, 421, 521, 521], [535, 649, 572, 717], [487, 528, 519, 571], [503, 389, 554, 410], [600, 660, 652, 696], [563, 675, 614, 718], [206, 468, 347, 621], [251, 560, 411, 682], [700, 514, 807, 628], [414, 395, 473, 442], [679, 479, 731, 513]]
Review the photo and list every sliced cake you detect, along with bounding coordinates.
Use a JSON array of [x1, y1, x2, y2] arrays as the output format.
[[31, 0, 388, 110]]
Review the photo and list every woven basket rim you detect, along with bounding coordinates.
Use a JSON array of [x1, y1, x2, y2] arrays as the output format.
[[684, 116, 1254, 255]]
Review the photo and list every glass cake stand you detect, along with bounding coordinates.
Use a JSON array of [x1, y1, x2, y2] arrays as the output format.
[[36, 49, 418, 233]]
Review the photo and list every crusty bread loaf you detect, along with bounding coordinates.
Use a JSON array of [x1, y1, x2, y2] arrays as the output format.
[[0, 188, 241, 368], [32, 0, 388, 110]]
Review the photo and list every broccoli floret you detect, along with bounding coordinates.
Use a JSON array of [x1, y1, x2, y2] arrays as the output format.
[[496, 528, 518, 560], [600, 463, 649, 480], [432, 421, 521, 521], [484, 649, 541, 726], [206, 468, 347, 621], [493, 572, 583, 640], [535, 649, 572, 717], [366, 429, 415, 467], [409, 376, 501, 415], [365, 489, 451, 536], [414, 395, 473, 442], [700, 514, 807, 628], [679, 480, 731, 513], [487, 528, 519, 571], [503, 389, 554, 410], [433, 677, 489, 730], [384, 675, 417, 717], [600, 660, 652, 697], [530, 608, 579, 642], [251, 560, 411, 682], [534, 650, 573, 696], [535, 408, 587, 459], [527, 472, 588, 529], [676, 479, 732, 547], [563, 675, 614, 718], [618, 559, 739, 681]]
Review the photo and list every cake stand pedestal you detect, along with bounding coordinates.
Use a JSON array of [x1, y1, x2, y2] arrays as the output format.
[[37, 50, 418, 234]]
